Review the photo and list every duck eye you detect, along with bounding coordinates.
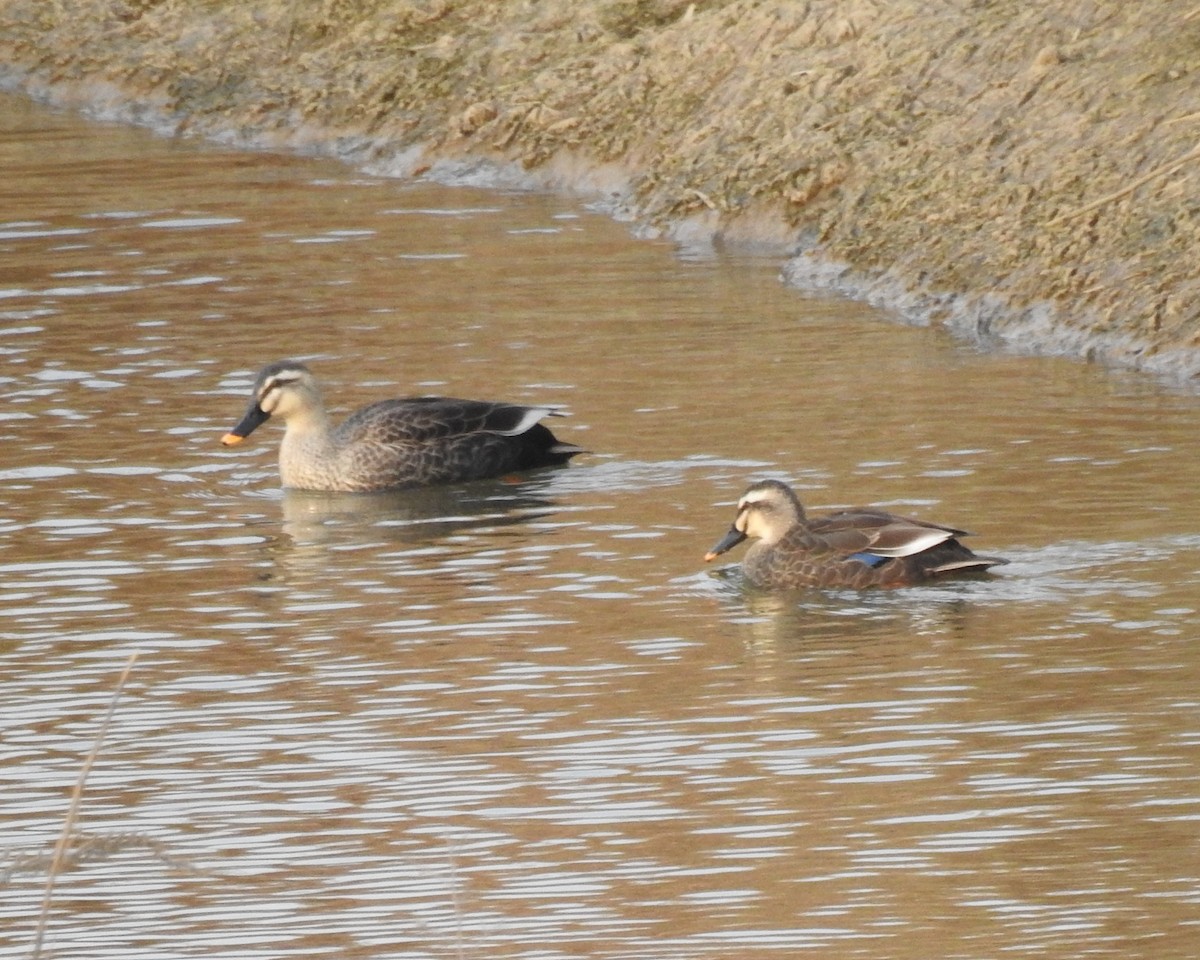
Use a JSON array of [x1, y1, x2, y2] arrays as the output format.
[[261, 375, 296, 397], [258, 378, 291, 407]]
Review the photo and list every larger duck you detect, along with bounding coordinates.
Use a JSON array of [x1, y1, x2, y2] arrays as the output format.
[[221, 360, 584, 492], [706, 479, 1007, 589]]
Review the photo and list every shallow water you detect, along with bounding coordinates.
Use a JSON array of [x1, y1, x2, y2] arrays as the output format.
[[2, 90, 1200, 959]]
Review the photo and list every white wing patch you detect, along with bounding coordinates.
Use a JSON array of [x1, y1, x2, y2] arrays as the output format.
[[490, 406, 561, 436], [866, 527, 954, 557]]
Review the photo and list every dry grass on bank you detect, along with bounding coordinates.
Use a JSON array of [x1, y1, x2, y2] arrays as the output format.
[[3, 0, 1200, 375]]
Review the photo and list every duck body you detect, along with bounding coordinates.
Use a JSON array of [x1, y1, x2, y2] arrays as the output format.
[[222, 361, 584, 492], [706, 479, 1007, 590]]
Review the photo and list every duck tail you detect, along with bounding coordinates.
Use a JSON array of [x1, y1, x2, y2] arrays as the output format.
[[929, 555, 1008, 575], [548, 441, 588, 458]]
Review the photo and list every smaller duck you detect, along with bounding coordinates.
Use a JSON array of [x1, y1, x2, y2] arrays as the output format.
[[221, 360, 584, 492], [705, 479, 1007, 589]]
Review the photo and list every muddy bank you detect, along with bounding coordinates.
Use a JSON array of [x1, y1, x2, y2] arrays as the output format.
[[3, 0, 1200, 382]]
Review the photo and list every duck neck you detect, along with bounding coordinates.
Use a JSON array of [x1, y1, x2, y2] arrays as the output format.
[[278, 408, 336, 488]]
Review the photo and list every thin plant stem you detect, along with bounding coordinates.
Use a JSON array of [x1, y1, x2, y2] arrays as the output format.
[[30, 652, 139, 960], [1048, 140, 1200, 225]]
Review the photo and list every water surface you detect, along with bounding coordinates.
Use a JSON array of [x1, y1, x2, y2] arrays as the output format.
[[2, 91, 1200, 959]]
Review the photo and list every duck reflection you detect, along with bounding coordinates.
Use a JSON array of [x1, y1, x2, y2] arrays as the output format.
[[279, 477, 563, 547], [710, 565, 995, 658]]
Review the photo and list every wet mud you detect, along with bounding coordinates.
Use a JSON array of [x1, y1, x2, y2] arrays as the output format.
[[2, 0, 1199, 382]]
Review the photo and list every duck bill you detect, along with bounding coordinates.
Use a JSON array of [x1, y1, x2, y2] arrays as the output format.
[[704, 526, 747, 562], [221, 402, 270, 446]]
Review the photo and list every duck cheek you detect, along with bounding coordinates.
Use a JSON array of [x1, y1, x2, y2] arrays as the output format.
[[736, 513, 759, 540]]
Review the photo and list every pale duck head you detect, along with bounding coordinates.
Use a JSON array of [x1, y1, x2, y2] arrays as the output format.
[[221, 360, 324, 445], [705, 479, 805, 560]]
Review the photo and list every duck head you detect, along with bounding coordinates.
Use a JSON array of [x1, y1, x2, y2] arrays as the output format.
[[705, 479, 806, 560], [220, 360, 321, 445]]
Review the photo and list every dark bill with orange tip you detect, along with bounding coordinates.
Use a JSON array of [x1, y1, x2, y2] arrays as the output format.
[[704, 526, 746, 562], [220, 402, 271, 447]]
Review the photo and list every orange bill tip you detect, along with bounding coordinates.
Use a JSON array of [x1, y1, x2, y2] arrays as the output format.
[[220, 433, 245, 446], [703, 552, 718, 562]]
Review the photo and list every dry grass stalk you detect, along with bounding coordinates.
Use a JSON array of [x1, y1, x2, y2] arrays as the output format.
[[1049, 141, 1200, 225], [30, 652, 140, 960]]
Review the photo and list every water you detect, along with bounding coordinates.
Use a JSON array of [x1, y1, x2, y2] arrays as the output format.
[[2, 90, 1200, 958]]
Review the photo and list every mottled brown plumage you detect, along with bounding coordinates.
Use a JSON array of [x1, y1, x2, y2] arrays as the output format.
[[221, 360, 584, 492], [705, 479, 1007, 589]]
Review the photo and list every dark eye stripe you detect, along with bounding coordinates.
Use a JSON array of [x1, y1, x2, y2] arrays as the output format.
[[261, 375, 299, 397]]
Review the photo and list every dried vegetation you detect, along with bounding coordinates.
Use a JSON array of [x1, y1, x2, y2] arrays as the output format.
[[3, 0, 1200, 377]]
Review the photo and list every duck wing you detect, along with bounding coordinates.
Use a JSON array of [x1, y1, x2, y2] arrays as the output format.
[[337, 396, 563, 446], [808, 509, 965, 558]]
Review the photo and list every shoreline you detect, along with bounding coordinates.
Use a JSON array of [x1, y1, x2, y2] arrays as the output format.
[[3, 0, 1199, 386]]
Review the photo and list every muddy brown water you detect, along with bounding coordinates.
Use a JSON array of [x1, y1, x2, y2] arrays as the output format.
[[2, 91, 1199, 958]]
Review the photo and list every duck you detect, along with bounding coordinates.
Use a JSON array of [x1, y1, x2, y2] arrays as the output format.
[[221, 360, 585, 492], [705, 479, 1007, 589]]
